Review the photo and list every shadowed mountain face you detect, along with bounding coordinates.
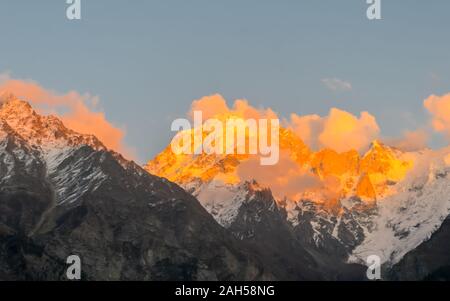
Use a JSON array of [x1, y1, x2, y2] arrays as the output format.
[[221, 182, 366, 280], [388, 216, 450, 281]]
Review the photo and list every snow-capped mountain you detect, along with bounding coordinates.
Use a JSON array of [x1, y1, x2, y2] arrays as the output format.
[[2, 92, 449, 280], [0, 94, 287, 280], [0, 93, 108, 208], [146, 121, 450, 279], [350, 148, 450, 265]]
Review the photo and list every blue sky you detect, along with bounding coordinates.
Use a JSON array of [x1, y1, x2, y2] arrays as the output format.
[[1, 0, 450, 162]]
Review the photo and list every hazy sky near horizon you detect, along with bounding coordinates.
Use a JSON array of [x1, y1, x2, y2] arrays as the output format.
[[1, 0, 450, 162]]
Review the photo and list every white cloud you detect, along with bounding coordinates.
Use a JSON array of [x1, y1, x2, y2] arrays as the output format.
[[321, 78, 352, 92]]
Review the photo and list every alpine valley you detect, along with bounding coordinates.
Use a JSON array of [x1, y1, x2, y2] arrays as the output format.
[[1, 93, 450, 280]]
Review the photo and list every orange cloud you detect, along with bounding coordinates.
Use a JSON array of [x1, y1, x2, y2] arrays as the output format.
[[289, 113, 322, 149], [188, 94, 382, 155], [189, 94, 230, 120], [424, 93, 450, 141], [384, 129, 429, 152], [237, 150, 322, 200], [0, 74, 135, 159], [289, 108, 380, 153], [189, 94, 278, 120]]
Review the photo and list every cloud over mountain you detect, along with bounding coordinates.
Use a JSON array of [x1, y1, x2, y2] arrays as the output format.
[[0, 73, 135, 159], [425, 93, 450, 142], [289, 109, 380, 153]]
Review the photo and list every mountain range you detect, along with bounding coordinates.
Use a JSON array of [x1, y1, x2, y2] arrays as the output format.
[[1, 93, 450, 280]]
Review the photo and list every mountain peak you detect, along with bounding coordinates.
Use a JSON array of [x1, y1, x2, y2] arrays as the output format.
[[0, 92, 34, 116], [367, 139, 393, 153], [370, 139, 383, 148], [0, 96, 105, 153]]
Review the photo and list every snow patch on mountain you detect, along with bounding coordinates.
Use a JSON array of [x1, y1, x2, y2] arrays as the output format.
[[193, 180, 248, 227], [349, 148, 450, 265], [1, 95, 108, 205]]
